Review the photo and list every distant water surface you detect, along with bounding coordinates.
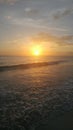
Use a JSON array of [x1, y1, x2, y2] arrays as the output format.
[[0, 56, 72, 66]]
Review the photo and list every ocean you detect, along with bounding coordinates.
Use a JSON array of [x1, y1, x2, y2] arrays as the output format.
[[0, 56, 73, 130]]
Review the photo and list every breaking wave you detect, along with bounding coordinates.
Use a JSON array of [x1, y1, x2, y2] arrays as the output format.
[[0, 60, 66, 72]]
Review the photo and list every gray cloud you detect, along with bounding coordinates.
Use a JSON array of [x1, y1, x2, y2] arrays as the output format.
[[24, 8, 39, 17], [0, 0, 19, 4], [52, 7, 73, 20], [31, 32, 73, 46]]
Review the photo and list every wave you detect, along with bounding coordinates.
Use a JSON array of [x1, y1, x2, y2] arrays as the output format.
[[0, 60, 66, 72]]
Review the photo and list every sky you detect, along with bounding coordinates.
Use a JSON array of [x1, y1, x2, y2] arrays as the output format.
[[0, 0, 73, 56]]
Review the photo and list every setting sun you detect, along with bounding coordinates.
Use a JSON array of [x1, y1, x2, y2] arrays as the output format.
[[34, 49, 40, 56], [31, 46, 42, 56]]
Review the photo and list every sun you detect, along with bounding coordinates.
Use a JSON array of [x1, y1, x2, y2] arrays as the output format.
[[32, 46, 41, 56], [34, 49, 40, 56]]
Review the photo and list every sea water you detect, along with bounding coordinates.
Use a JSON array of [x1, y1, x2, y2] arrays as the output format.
[[0, 56, 73, 130]]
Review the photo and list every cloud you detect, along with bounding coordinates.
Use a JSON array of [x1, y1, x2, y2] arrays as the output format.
[[52, 7, 73, 20], [5, 15, 50, 30], [0, 0, 19, 5], [5, 14, 68, 33], [5, 15, 12, 20], [24, 8, 39, 17], [30, 32, 73, 46]]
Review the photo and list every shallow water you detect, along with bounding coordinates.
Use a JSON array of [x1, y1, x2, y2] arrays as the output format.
[[0, 56, 73, 129]]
